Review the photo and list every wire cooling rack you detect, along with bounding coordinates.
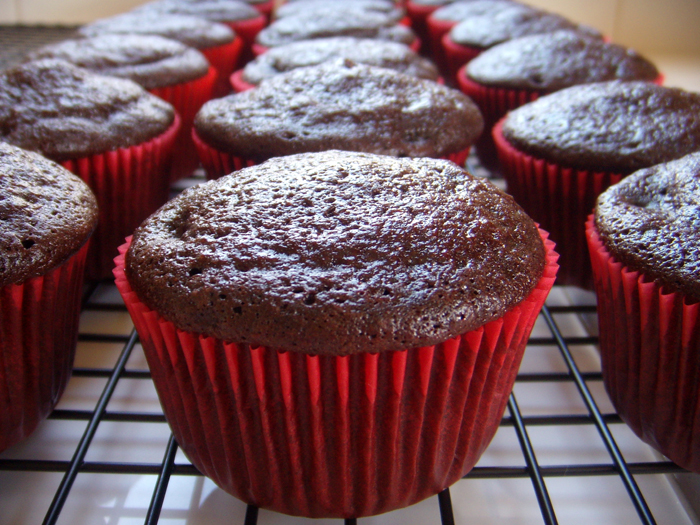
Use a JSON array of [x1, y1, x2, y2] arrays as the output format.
[[0, 24, 699, 525]]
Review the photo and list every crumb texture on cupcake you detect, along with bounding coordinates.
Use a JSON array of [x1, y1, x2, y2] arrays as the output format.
[[0, 142, 98, 287], [0, 59, 175, 161], [595, 152, 700, 300], [126, 151, 545, 355], [241, 36, 439, 84], [501, 81, 700, 173], [466, 30, 658, 90], [196, 59, 482, 160], [28, 34, 210, 90]]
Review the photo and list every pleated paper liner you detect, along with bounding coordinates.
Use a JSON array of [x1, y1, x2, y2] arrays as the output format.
[[200, 35, 245, 98], [61, 114, 180, 281], [193, 127, 471, 179], [586, 217, 700, 473], [150, 66, 217, 181], [425, 16, 457, 73], [114, 231, 558, 518], [493, 119, 624, 290], [224, 14, 268, 66], [0, 241, 90, 453], [405, 0, 441, 54], [441, 33, 481, 84], [252, 37, 423, 58]]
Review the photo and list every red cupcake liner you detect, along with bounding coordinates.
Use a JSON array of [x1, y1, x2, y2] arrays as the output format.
[[225, 14, 268, 66], [193, 128, 471, 179], [405, 0, 441, 53], [150, 66, 217, 180], [0, 241, 90, 453], [114, 231, 558, 517], [201, 35, 245, 98], [250, 0, 274, 19], [493, 119, 623, 289], [229, 68, 256, 92], [441, 33, 481, 83], [425, 16, 456, 72], [61, 114, 180, 280], [586, 217, 700, 472]]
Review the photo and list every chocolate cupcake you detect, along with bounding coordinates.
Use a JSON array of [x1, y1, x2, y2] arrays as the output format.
[[0, 59, 179, 279], [274, 0, 405, 22], [28, 34, 215, 179], [494, 80, 700, 288], [458, 30, 659, 166], [78, 12, 242, 96], [115, 149, 558, 517], [194, 59, 482, 178], [254, 8, 419, 54], [232, 36, 439, 91], [0, 142, 98, 453], [586, 152, 700, 473], [441, 2, 602, 80]]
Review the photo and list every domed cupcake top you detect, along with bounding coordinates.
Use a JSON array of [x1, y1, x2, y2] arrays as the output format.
[[275, 0, 404, 22], [78, 13, 235, 51], [28, 34, 210, 90], [466, 30, 659, 90], [595, 152, 700, 300], [448, 2, 601, 48], [126, 150, 545, 355], [132, 0, 260, 23], [256, 9, 417, 48], [0, 142, 99, 287], [195, 59, 482, 160], [501, 81, 700, 174], [0, 59, 175, 161], [241, 36, 439, 85]]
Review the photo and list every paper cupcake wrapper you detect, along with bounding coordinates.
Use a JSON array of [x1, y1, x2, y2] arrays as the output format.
[[150, 66, 217, 180], [250, 0, 274, 19], [193, 128, 471, 179], [406, 0, 441, 52], [225, 15, 268, 66], [229, 68, 256, 92], [493, 119, 623, 289], [425, 16, 457, 72], [0, 241, 89, 453], [200, 35, 245, 98], [441, 33, 482, 84], [61, 114, 180, 280], [114, 231, 557, 517], [586, 218, 700, 473]]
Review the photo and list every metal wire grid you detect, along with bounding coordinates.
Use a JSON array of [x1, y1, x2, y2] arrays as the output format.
[[0, 23, 694, 525]]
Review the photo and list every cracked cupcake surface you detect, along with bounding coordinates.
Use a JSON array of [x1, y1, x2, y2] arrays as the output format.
[[125, 150, 545, 355]]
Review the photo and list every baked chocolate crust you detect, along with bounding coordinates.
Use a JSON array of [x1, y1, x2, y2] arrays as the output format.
[[28, 35, 210, 90], [126, 150, 545, 355], [0, 143, 98, 287], [595, 152, 700, 301], [195, 59, 482, 160], [448, 2, 601, 48], [0, 59, 175, 161], [501, 81, 700, 174], [275, 0, 404, 22], [256, 10, 417, 48], [242, 37, 439, 85], [132, 0, 260, 23], [78, 13, 235, 51], [467, 31, 658, 90]]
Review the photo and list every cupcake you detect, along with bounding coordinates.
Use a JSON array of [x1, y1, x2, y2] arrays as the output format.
[[405, 0, 458, 53], [494, 81, 700, 289], [231, 36, 439, 92], [458, 30, 659, 167], [115, 149, 558, 517], [0, 142, 98, 453], [131, 0, 267, 65], [254, 8, 419, 54], [194, 59, 482, 178], [78, 13, 242, 99], [274, 0, 405, 22], [0, 59, 179, 280], [27, 34, 216, 179], [586, 152, 700, 473], [441, 2, 602, 81]]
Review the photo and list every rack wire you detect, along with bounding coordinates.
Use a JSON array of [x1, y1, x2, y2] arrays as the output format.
[[0, 24, 698, 525]]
